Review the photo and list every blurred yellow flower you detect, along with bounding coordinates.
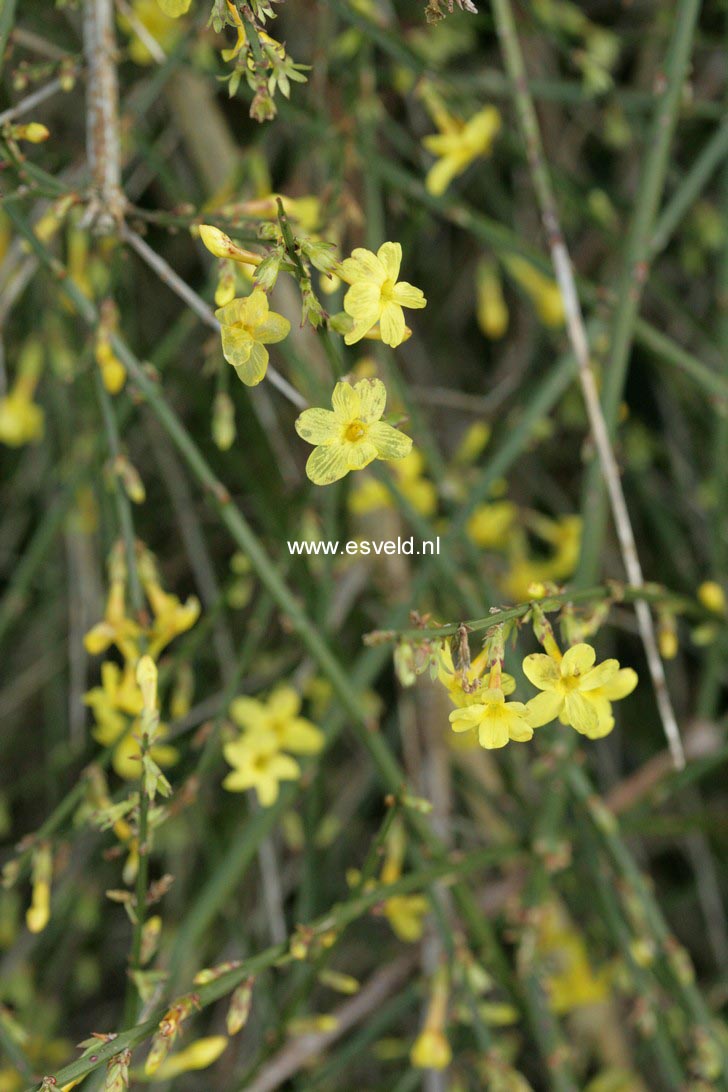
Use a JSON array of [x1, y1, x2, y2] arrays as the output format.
[[339, 242, 426, 347], [698, 580, 726, 615], [230, 686, 324, 755], [423, 106, 501, 197], [0, 341, 44, 447], [476, 258, 508, 339], [118, 0, 182, 63], [157, 0, 191, 16], [506, 255, 564, 327], [223, 731, 300, 806], [466, 501, 517, 549], [215, 290, 291, 386], [149, 1036, 228, 1079], [348, 449, 437, 517], [295, 378, 412, 486]]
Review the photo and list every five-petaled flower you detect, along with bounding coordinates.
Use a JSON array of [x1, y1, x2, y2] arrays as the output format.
[[223, 731, 301, 806], [295, 378, 412, 486], [523, 642, 635, 739], [423, 106, 501, 197], [215, 289, 291, 387], [339, 243, 426, 347], [449, 688, 534, 750], [230, 687, 324, 755]]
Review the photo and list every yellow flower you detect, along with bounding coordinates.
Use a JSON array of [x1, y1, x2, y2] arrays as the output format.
[[223, 732, 300, 806], [118, 0, 182, 64], [476, 258, 508, 339], [295, 378, 412, 486], [230, 686, 324, 754], [466, 501, 517, 549], [438, 643, 515, 709], [149, 1036, 228, 1079], [0, 342, 44, 447], [339, 242, 426, 347], [536, 902, 610, 1014], [506, 256, 564, 327], [449, 688, 534, 750], [348, 449, 437, 517], [698, 580, 726, 615], [410, 1027, 452, 1070], [383, 894, 430, 942], [523, 643, 634, 739], [215, 290, 291, 386], [157, 0, 191, 16], [423, 106, 501, 197], [198, 225, 262, 266], [26, 845, 52, 934], [10, 123, 50, 143]]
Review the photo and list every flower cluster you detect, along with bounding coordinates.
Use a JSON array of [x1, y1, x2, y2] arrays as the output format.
[[223, 686, 324, 805], [83, 543, 200, 779], [432, 613, 637, 750]]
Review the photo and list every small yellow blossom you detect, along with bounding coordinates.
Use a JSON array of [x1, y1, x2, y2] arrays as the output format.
[[698, 580, 726, 615], [506, 255, 564, 327], [223, 732, 300, 806], [157, 0, 191, 16], [149, 1036, 228, 1079], [26, 844, 52, 934], [348, 449, 437, 517], [536, 901, 610, 1014], [215, 290, 291, 386], [380, 819, 429, 942], [438, 643, 515, 709], [199, 224, 262, 266], [466, 501, 517, 549], [0, 341, 44, 447], [410, 971, 452, 1071], [119, 0, 182, 64], [295, 378, 412, 486], [524, 642, 636, 739], [450, 688, 534, 749], [10, 123, 50, 143], [423, 106, 501, 197], [339, 242, 426, 347], [476, 258, 508, 339], [230, 687, 324, 755]]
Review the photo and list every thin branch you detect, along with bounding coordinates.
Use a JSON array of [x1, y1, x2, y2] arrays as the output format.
[[0, 77, 67, 126], [490, 0, 687, 769], [83, 0, 124, 232]]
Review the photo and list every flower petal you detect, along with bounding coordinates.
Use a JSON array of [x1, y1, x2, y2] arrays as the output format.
[[254, 311, 291, 344], [580, 659, 620, 691], [525, 690, 563, 727], [221, 327, 253, 368], [564, 691, 599, 737], [305, 444, 351, 486], [331, 381, 361, 421], [340, 249, 385, 285], [377, 242, 402, 281], [449, 706, 483, 732], [344, 439, 378, 471], [522, 653, 561, 691], [280, 717, 324, 754], [268, 686, 300, 719], [295, 408, 339, 445], [233, 341, 268, 386], [244, 289, 269, 325], [561, 643, 596, 677], [368, 421, 413, 461], [392, 282, 427, 310], [479, 712, 510, 749], [355, 378, 387, 423], [603, 667, 638, 701], [379, 302, 406, 347], [229, 696, 265, 729]]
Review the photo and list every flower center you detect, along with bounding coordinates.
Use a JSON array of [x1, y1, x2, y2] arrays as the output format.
[[345, 420, 367, 442], [381, 278, 396, 301]]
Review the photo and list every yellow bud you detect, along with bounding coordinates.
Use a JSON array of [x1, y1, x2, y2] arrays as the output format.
[[410, 1028, 452, 1070], [288, 1015, 339, 1035], [136, 655, 158, 711], [697, 581, 726, 615], [226, 977, 254, 1035], [11, 122, 50, 143], [26, 844, 52, 934], [476, 259, 508, 339], [149, 1036, 228, 1079], [317, 969, 360, 994], [198, 225, 261, 265]]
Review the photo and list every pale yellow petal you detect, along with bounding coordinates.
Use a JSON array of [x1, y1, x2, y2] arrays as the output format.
[[392, 281, 426, 310], [525, 690, 563, 727], [602, 667, 638, 701], [561, 643, 596, 677], [295, 408, 339, 445], [230, 696, 266, 729], [221, 326, 253, 368], [368, 421, 413, 461], [522, 653, 561, 692], [345, 439, 378, 471], [331, 381, 360, 420], [580, 659, 620, 691], [377, 242, 402, 282], [254, 312, 291, 344], [306, 444, 351, 486], [379, 302, 406, 347], [564, 692, 599, 737], [354, 378, 387, 423], [233, 341, 268, 386]]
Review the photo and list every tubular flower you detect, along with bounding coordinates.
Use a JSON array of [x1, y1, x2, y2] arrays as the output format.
[[449, 688, 534, 750], [438, 643, 515, 709], [339, 242, 426, 347], [223, 732, 301, 806], [422, 106, 501, 197], [215, 290, 291, 386], [295, 378, 412, 486], [523, 642, 634, 739], [0, 341, 44, 447], [230, 686, 324, 755]]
